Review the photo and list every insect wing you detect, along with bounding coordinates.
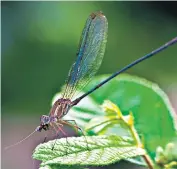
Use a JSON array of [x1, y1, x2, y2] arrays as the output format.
[[62, 11, 108, 100]]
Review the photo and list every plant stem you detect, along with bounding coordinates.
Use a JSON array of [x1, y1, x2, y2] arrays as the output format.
[[142, 154, 154, 169], [129, 124, 142, 147], [123, 114, 154, 169], [164, 161, 177, 169], [103, 101, 155, 169]]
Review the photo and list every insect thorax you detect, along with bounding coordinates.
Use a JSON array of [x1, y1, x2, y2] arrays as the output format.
[[37, 99, 72, 132], [50, 98, 72, 118]]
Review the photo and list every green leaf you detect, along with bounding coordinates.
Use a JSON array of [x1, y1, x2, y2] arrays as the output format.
[[39, 166, 52, 169], [39, 165, 86, 169], [33, 135, 145, 167], [39, 165, 87, 169], [54, 74, 177, 159], [126, 156, 147, 166], [85, 116, 132, 138]]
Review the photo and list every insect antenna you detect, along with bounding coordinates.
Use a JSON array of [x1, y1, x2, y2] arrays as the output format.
[[4, 130, 36, 150]]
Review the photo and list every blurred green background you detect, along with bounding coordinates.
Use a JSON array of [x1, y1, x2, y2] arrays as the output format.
[[2, 1, 177, 169]]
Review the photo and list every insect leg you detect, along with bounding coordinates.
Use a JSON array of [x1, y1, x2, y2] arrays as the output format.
[[53, 122, 70, 156], [62, 120, 89, 150], [50, 123, 62, 150]]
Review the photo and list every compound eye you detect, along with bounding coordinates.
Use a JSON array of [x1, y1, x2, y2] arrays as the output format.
[[40, 115, 50, 124]]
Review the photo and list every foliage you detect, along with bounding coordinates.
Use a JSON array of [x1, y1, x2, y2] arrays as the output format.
[[62, 74, 177, 158], [33, 74, 177, 169], [33, 135, 145, 167], [155, 141, 177, 168]]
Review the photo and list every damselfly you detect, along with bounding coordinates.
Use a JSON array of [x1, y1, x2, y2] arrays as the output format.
[[5, 11, 177, 149]]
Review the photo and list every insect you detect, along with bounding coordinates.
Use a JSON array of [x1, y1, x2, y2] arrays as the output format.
[[5, 11, 177, 149]]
